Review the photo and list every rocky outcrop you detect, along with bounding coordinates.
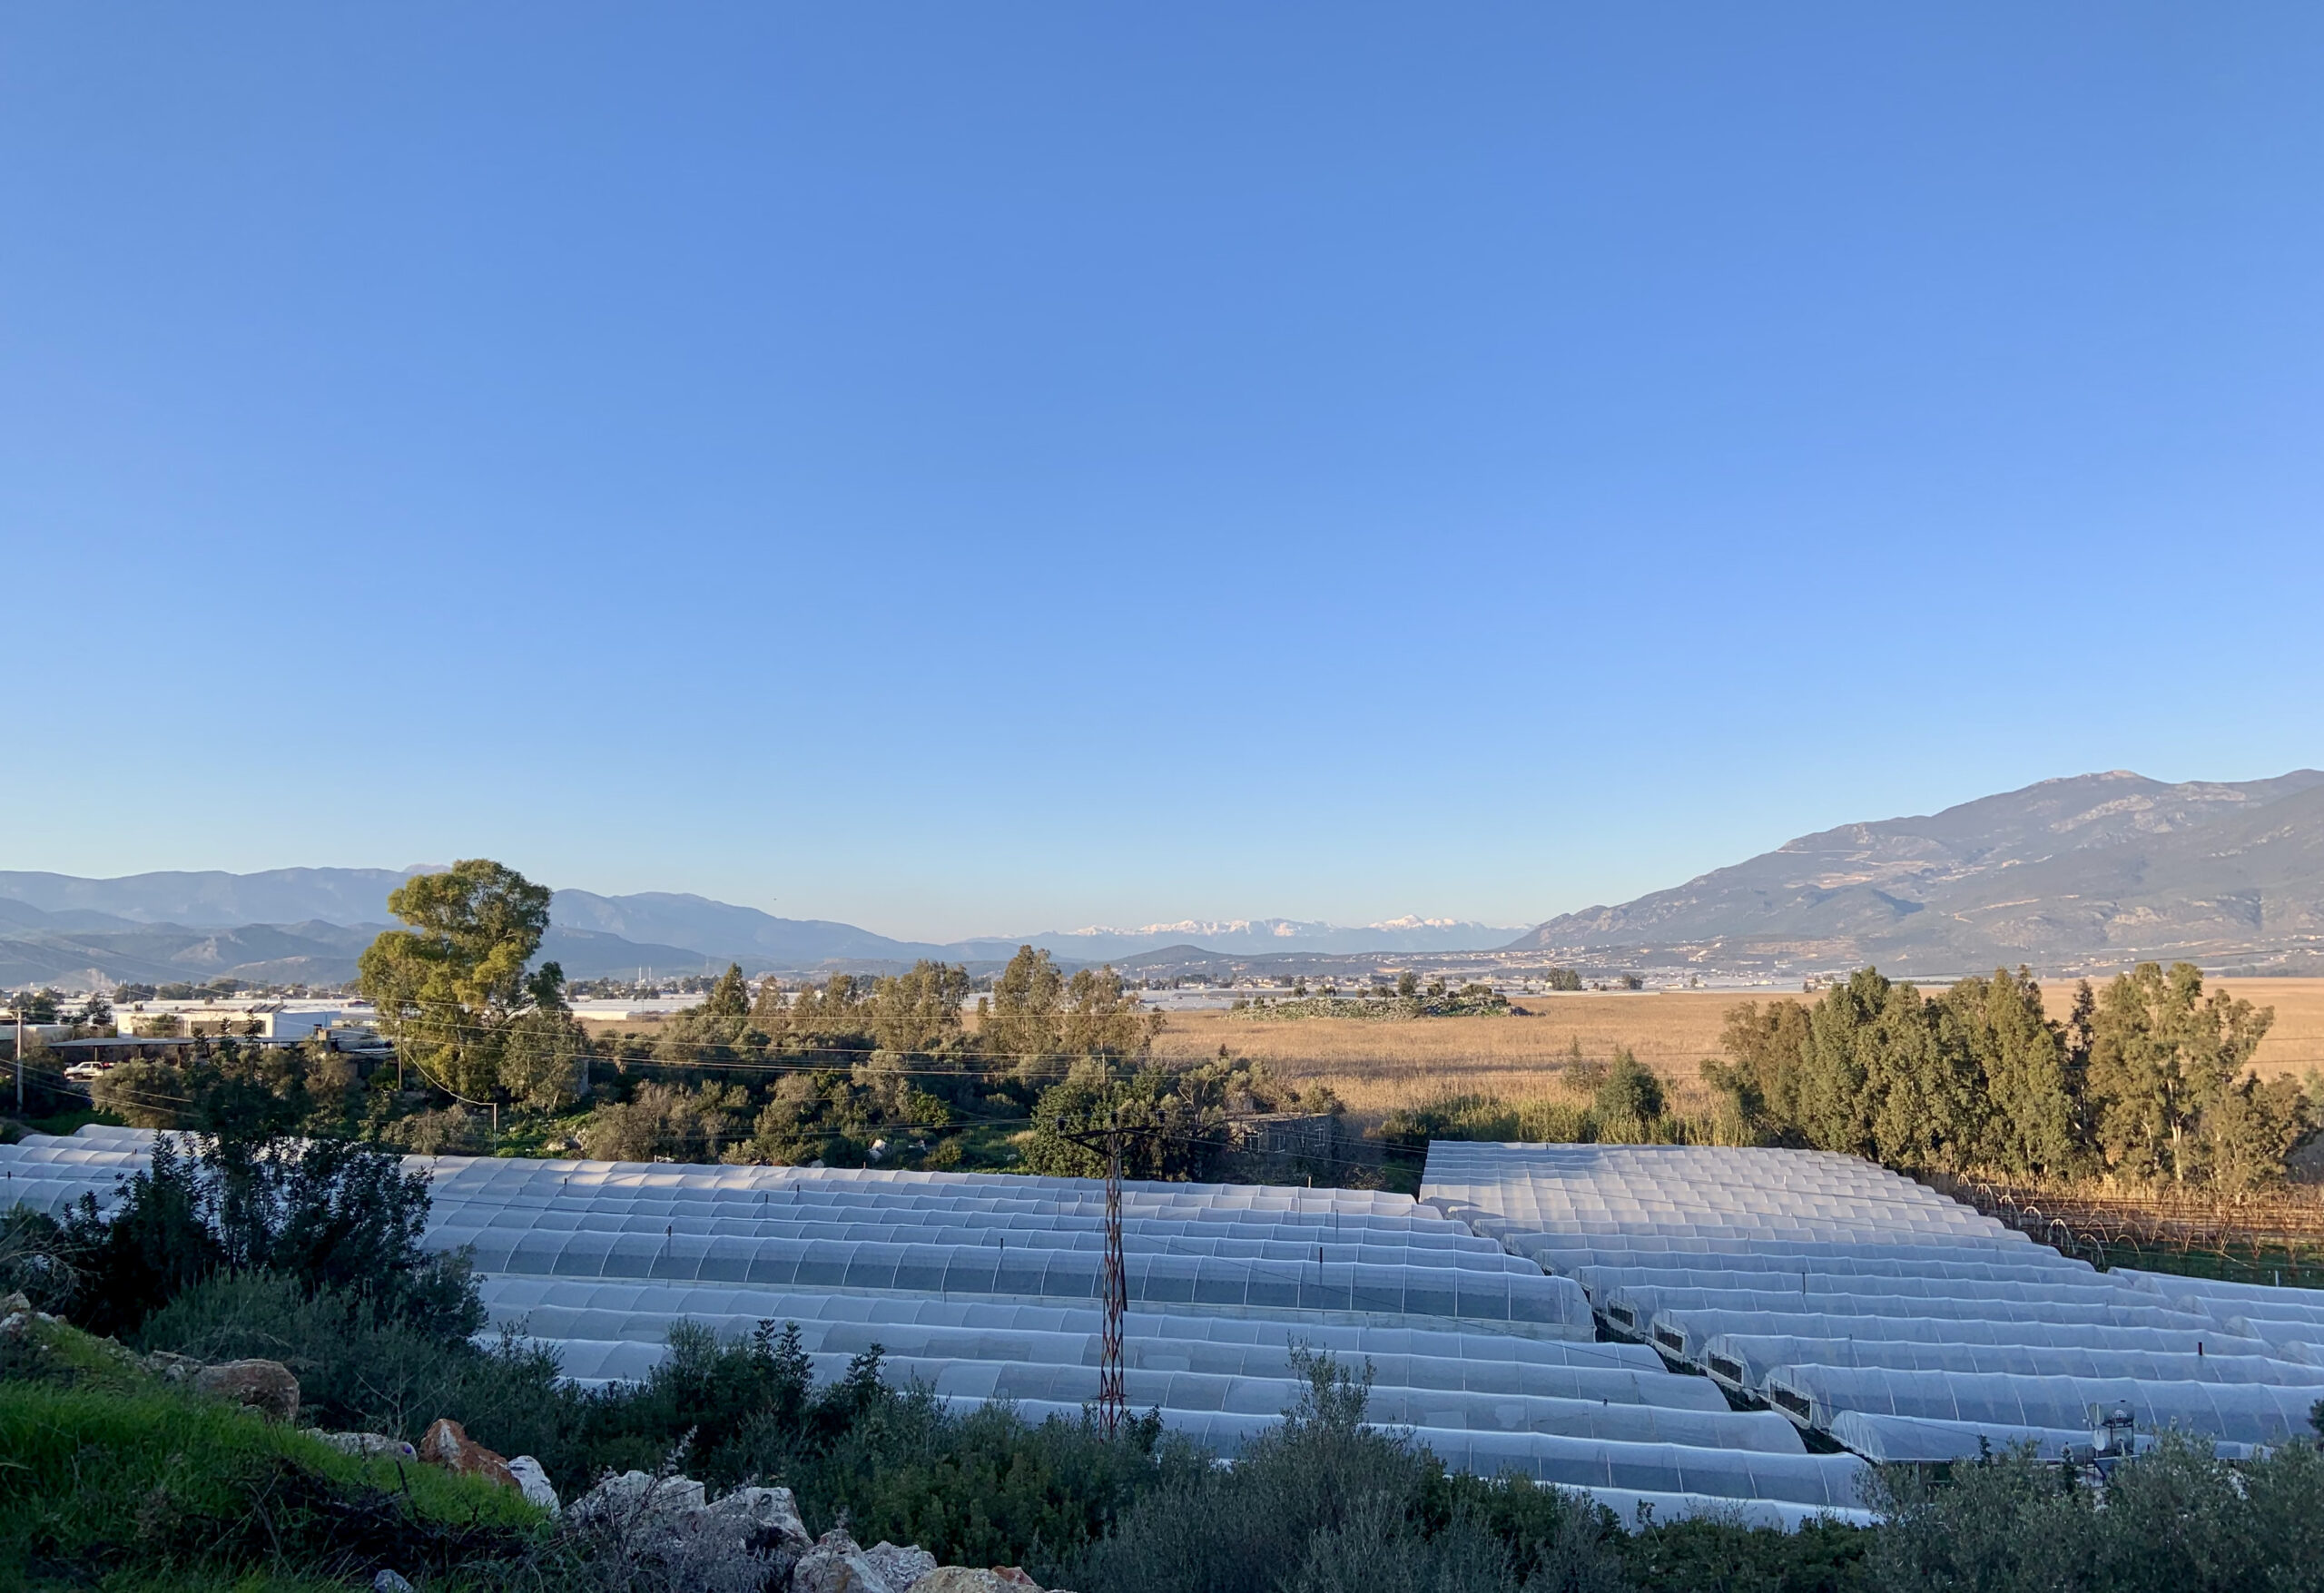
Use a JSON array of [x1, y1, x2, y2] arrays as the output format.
[[507, 1453, 562, 1513], [793, 1529, 898, 1593], [310, 1430, 418, 1461], [910, 1572, 1009, 1593], [909, 1570, 1056, 1593], [862, 1542, 938, 1591], [191, 1359, 300, 1423], [571, 1470, 813, 1592], [558, 1470, 1067, 1593]]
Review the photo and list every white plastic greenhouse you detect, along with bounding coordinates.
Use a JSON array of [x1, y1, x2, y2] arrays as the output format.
[[5, 1127, 1846, 1525], [1640, 1308, 2259, 1368], [1697, 1333, 2312, 1394], [1760, 1364, 2324, 1445], [25, 1126, 2323, 1519], [1419, 1141, 2324, 1467]]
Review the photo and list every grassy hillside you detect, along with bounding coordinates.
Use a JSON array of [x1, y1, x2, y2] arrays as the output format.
[[0, 1314, 546, 1592]]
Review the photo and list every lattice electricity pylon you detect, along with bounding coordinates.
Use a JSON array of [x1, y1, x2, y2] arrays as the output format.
[[1099, 1126, 1127, 1432], [1055, 1117, 1157, 1439]]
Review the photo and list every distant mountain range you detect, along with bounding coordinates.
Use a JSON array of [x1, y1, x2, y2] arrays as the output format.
[[1509, 769, 2324, 976], [10, 771, 2320, 989], [0, 869, 1525, 988]]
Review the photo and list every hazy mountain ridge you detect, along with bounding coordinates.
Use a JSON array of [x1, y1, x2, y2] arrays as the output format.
[[1506, 769, 2324, 973], [0, 870, 1521, 987], [16, 772, 2319, 990], [0, 867, 432, 927]]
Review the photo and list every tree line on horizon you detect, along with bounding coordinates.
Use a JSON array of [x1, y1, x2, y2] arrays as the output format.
[[1708, 963, 2309, 1193], [63, 857, 2319, 1197], [84, 859, 1332, 1179]]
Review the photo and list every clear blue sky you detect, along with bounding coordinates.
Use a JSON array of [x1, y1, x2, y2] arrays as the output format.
[[5, 5, 2319, 940]]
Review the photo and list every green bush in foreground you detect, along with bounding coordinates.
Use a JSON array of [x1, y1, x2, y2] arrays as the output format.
[[134, 1273, 573, 1466]]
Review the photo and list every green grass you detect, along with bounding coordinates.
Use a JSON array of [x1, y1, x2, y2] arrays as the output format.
[[0, 1381, 546, 1589]]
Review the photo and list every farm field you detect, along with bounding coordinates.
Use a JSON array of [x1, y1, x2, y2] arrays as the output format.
[[1154, 978, 2324, 1132]]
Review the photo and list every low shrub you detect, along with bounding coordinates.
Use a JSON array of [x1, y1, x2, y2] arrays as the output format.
[[133, 1273, 576, 1467]]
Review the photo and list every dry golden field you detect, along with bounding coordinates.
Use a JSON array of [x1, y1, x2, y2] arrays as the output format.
[[1153, 995, 1746, 1127], [1150, 978, 2324, 1132], [577, 975, 2324, 1134]]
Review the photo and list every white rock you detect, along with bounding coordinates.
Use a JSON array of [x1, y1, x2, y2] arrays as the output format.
[[792, 1529, 899, 1593], [312, 1431, 418, 1461], [863, 1542, 938, 1591], [569, 1470, 803, 1591], [575, 1468, 709, 1524], [704, 1484, 811, 1549], [507, 1454, 562, 1515]]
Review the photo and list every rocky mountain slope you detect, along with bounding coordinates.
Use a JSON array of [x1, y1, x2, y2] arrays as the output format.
[[1505, 770, 2324, 974]]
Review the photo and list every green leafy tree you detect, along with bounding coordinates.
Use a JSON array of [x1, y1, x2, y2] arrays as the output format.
[[356, 860, 561, 1103], [580, 1080, 753, 1162], [1937, 968, 2082, 1179], [1793, 969, 1891, 1157], [500, 1005, 590, 1112], [1592, 1047, 1666, 1129], [983, 946, 1067, 1079], [1860, 979, 1988, 1173], [2187, 1074, 2310, 1195], [7, 988, 61, 1022], [750, 975, 790, 1028], [700, 963, 751, 1018], [2086, 961, 2274, 1184], [1061, 965, 1157, 1060], [785, 974, 871, 1055], [867, 961, 973, 1055]]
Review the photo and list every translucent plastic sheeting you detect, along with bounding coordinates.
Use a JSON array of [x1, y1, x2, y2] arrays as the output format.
[[2102, 1269, 2324, 1306], [1610, 1274, 2137, 1313], [1423, 1144, 2012, 1245], [2196, 1297, 2324, 1329], [481, 1301, 1720, 1410], [430, 1185, 1475, 1234], [1821, 1412, 2258, 1465], [1569, 1262, 2098, 1303], [1609, 1286, 2209, 1340], [2220, 1314, 2324, 1347], [889, 1356, 1799, 1449], [1646, 1309, 2256, 1367], [1760, 1364, 2324, 1446], [996, 1392, 1872, 1509], [1389, 1429, 1870, 1510], [429, 1154, 1419, 1215], [432, 1205, 1508, 1254], [8, 1127, 1427, 1218], [455, 1229, 1592, 1337], [1562, 1491, 1875, 1533], [912, 1401, 1876, 1529], [526, 1340, 1793, 1447], [434, 1213, 1540, 1274], [1699, 1334, 2311, 1394], [1515, 1237, 2042, 1268], [475, 1278, 1660, 1369]]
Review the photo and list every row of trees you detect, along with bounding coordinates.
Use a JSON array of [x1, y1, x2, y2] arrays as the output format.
[[349, 860, 1163, 1114], [1709, 962, 2307, 1191]]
